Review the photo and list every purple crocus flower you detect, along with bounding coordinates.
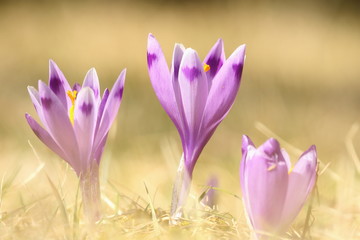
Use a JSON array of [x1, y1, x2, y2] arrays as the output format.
[[25, 60, 125, 222], [240, 135, 317, 239], [201, 175, 218, 208], [147, 34, 246, 219]]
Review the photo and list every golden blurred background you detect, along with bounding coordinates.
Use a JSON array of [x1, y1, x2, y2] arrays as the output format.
[[0, 0, 360, 239]]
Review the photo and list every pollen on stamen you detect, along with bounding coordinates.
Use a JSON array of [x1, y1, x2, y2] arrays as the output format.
[[67, 90, 77, 125], [203, 63, 210, 72], [267, 164, 277, 171], [67, 90, 77, 105]]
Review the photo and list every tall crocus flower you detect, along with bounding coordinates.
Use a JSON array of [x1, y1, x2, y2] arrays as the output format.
[[147, 34, 246, 219], [240, 136, 317, 239], [25, 60, 126, 223]]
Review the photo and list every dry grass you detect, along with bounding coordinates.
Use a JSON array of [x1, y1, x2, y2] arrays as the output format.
[[0, 1, 360, 239]]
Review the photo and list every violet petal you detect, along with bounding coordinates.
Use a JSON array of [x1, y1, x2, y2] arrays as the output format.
[[82, 68, 101, 104], [48, 60, 72, 110], [25, 113, 69, 164], [201, 45, 246, 132], [94, 70, 125, 152], [38, 80, 81, 173], [74, 87, 98, 169], [203, 38, 225, 87]]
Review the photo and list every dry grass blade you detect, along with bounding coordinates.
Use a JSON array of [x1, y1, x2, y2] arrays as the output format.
[[345, 123, 360, 174], [197, 186, 211, 203], [0, 164, 21, 202], [255, 121, 303, 155], [72, 179, 80, 240], [107, 180, 147, 210], [210, 187, 241, 200], [143, 182, 161, 235], [42, 207, 59, 240], [46, 174, 71, 240], [301, 186, 316, 239]]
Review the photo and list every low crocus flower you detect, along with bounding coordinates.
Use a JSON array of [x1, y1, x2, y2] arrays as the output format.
[[25, 60, 125, 223], [240, 135, 317, 239], [201, 175, 218, 208], [147, 34, 246, 218]]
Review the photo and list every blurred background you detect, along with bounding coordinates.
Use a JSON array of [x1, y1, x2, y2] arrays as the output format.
[[0, 0, 360, 239]]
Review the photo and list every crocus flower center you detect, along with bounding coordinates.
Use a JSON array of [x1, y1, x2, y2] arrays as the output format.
[[203, 63, 210, 72], [66, 90, 77, 125]]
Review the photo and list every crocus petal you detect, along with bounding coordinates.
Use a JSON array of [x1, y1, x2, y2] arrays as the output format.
[[93, 133, 108, 164], [240, 137, 258, 231], [147, 34, 184, 139], [28, 86, 46, 126], [245, 138, 288, 233], [240, 135, 255, 192], [171, 43, 186, 83], [25, 113, 69, 163], [94, 70, 125, 151], [74, 87, 98, 169], [178, 48, 208, 166], [48, 60, 72, 109], [95, 88, 109, 133], [38, 80, 81, 173], [73, 83, 82, 92], [281, 148, 291, 170], [201, 44, 246, 131], [281, 145, 317, 229], [203, 38, 225, 86], [171, 43, 188, 143], [241, 134, 255, 155], [82, 68, 101, 103], [92, 89, 110, 164]]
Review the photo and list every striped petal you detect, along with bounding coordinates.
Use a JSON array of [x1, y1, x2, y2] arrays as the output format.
[[82, 68, 101, 104], [95, 89, 109, 133], [74, 87, 98, 169], [27, 86, 46, 127], [25, 113, 69, 163], [178, 48, 208, 167], [171, 43, 188, 143], [38, 80, 81, 173], [93, 133, 108, 164], [94, 70, 125, 151], [178, 49, 208, 136], [48, 60, 72, 110], [147, 34, 184, 138], [202, 45, 246, 131], [203, 38, 225, 86]]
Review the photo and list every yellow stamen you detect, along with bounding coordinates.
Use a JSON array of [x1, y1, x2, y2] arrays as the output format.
[[288, 167, 294, 174], [67, 90, 77, 125], [267, 164, 277, 171], [69, 105, 75, 125], [67, 90, 77, 105], [203, 63, 210, 72]]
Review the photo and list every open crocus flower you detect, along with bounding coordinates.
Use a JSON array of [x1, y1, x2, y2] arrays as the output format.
[[147, 34, 246, 218], [25, 60, 125, 223], [240, 135, 317, 239]]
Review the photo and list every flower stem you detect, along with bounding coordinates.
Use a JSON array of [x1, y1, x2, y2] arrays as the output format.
[[80, 163, 101, 224], [170, 154, 192, 223]]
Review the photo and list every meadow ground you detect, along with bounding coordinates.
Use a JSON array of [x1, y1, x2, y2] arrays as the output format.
[[0, 1, 360, 239]]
